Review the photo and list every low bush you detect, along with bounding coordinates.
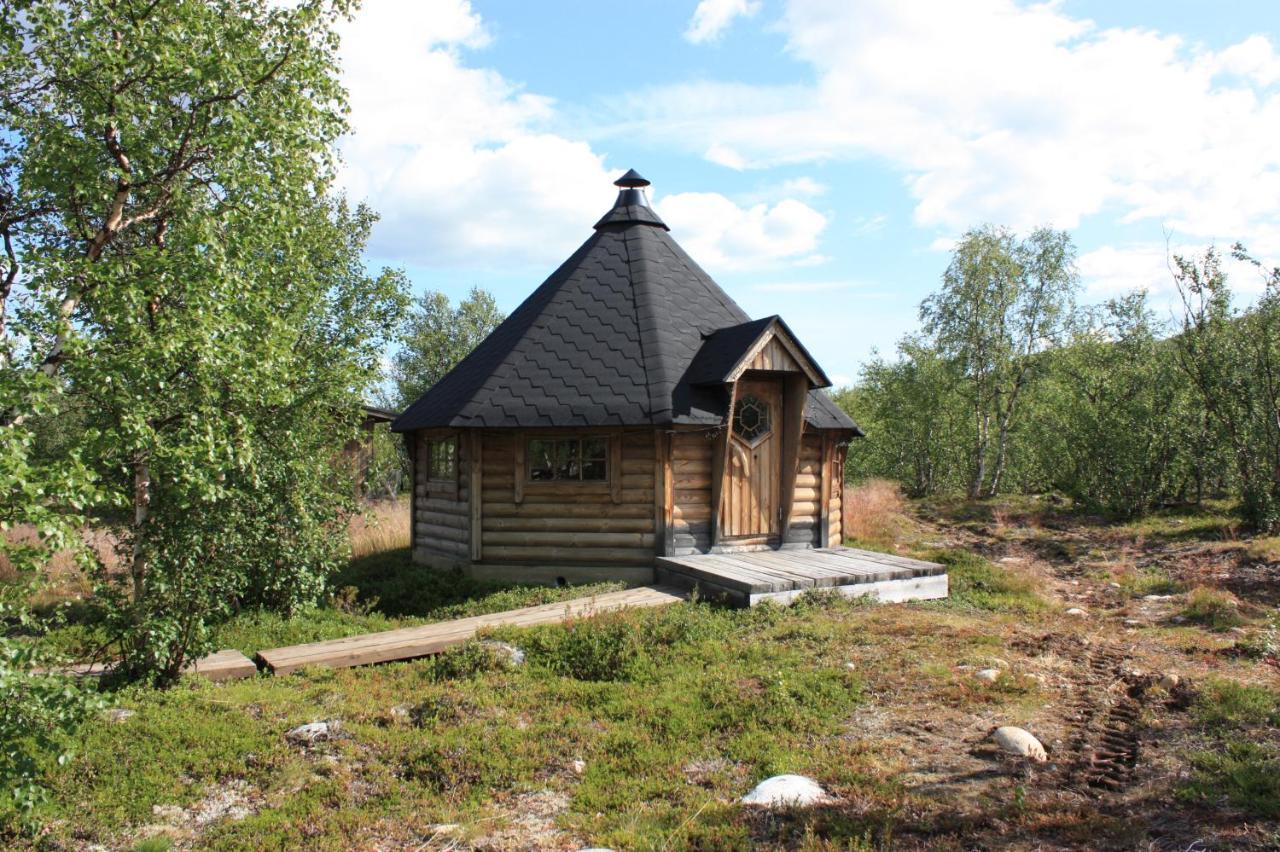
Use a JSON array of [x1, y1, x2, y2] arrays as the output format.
[[1180, 739, 1280, 819], [843, 479, 909, 549], [927, 549, 1045, 613], [1180, 587, 1247, 632], [1191, 678, 1279, 729]]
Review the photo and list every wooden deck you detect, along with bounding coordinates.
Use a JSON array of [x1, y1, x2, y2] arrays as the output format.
[[656, 546, 947, 607], [257, 584, 687, 674]]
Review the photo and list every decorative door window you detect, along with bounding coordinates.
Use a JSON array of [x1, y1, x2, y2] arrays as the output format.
[[427, 436, 457, 479], [733, 394, 772, 446], [528, 436, 608, 481]]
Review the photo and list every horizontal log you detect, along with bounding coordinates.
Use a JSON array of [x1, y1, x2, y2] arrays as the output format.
[[415, 510, 469, 529], [482, 502, 653, 519], [622, 458, 653, 475], [416, 538, 467, 557], [482, 545, 654, 565], [517, 487, 652, 504], [481, 531, 655, 548], [674, 488, 711, 505], [794, 474, 820, 489], [672, 457, 711, 474], [673, 504, 712, 521], [484, 516, 654, 533], [673, 474, 712, 490], [793, 487, 820, 502], [415, 521, 469, 543], [414, 497, 468, 515]]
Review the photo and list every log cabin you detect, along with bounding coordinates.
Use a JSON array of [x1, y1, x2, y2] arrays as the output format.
[[392, 170, 940, 600]]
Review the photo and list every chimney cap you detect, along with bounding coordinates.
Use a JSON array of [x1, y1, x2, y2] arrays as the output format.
[[613, 168, 650, 188]]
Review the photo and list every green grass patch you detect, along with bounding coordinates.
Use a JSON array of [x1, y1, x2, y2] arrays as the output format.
[[1191, 678, 1280, 729], [925, 549, 1046, 614], [1179, 587, 1248, 632], [1180, 738, 1280, 819], [1118, 567, 1183, 597], [1117, 501, 1240, 543]]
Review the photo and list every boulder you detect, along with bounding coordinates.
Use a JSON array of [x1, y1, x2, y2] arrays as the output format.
[[285, 720, 338, 744], [1158, 673, 1180, 690], [974, 668, 1002, 683], [740, 774, 834, 808], [102, 708, 135, 724], [477, 640, 525, 667], [1065, 607, 1088, 617], [991, 726, 1047, 762]]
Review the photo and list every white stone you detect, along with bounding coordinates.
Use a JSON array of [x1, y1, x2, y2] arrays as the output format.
[[1159, 673, 1180, 690], [285, 721, 337, 744], [1143, 594, 1174, 601], [1065, 607, 1088, 617], [991, 726, 1048, 762], [975, 669, 1002, 683], [740, 774, 834, 808], [478, 640, 525, 667], [570, 759, 586, 776], [102, 708, 135, 723]]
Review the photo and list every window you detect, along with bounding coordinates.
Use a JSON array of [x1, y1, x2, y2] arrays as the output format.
[[428, 436, 456, 479], [733, 394, 772, 446], [528, 436, 608, 481]]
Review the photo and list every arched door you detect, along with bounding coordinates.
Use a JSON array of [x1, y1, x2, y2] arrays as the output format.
[[721, 377, 783, 539]]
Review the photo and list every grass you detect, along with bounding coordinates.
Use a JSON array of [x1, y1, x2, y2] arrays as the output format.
[[1181, 679, 1280, 819], [29, 598, 897, 849], [926, 549, 1046, 614], [1180, 587, 1248, 632], [842, 479, 910, 550]]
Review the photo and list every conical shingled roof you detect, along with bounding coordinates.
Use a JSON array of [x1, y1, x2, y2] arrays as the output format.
[[392, 174, 859, 433]]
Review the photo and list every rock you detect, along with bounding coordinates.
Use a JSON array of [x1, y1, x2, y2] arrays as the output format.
[[1065, 607, 1088, 617], [1108, 582, 1122, 589], [1123, 618, 1143, 627], [988, 658, 1010, 669], [285, 721, 338, 744], [1143, 594, 1174, 601], [102, 708, 135, 724], [740, 774, 835, 808], [998, 557, 1026, 565], [478, 640, 526, 667], [974, 668, 1002, 683], [570, 759, 586, 776], [991, 726, 1048, 762], [388, 705, 410, 724], [152, 803, 186, 823], [1158, 673, 1180, 690], [844, 662, 856, 671]]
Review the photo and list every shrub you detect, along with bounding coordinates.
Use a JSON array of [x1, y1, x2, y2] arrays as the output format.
[[1180, 738, 1280, 819], [1180, 587, 1247, 632]]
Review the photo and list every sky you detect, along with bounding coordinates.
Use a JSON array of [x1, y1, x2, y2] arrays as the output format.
[[336, 0, 1280, 387]]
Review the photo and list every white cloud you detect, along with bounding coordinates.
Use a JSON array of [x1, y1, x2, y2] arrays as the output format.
[[1080, 242, 1266, 302], [625, 0, 1280, 257], [685, 0, 762, 44], [752, 280, 859, 292], [656, 193, 828, 271], [705, 142, 750, 170], [650, 193, 829, 269], [337, 0, 824, 271]]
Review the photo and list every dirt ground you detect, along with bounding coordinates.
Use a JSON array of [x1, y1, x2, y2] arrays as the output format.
[[835, 497, 1280, 851]]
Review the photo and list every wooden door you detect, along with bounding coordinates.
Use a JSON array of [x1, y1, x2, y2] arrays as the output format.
[[721, 378, 783, 539]]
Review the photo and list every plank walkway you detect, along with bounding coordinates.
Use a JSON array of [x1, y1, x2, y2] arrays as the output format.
[[657, 546, 947, 606], [257, 584, 687, 675]]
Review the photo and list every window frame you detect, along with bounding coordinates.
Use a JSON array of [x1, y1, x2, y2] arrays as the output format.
[[525, 434, 611, 485]]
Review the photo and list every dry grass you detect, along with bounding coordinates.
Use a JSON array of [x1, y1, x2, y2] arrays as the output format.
[[842, 478, 910, 550], [1, 524, 116, 603], [349, 497, 411, 559]]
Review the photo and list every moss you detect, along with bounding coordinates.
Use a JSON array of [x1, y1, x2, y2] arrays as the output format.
[[925, 549, 1046, 614]]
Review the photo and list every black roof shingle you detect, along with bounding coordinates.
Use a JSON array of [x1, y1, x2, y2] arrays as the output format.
[[393, 174, 860, 435]]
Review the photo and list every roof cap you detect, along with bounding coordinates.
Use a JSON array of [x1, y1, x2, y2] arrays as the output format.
[[594, 169, 668, 231], [614, 168, 650, 188]]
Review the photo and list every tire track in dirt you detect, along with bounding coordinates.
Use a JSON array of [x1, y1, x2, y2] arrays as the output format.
[[1057, 643, 1143, 793]]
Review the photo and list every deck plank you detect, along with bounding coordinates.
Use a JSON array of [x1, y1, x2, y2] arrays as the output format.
[[258, 585, 687, 674]]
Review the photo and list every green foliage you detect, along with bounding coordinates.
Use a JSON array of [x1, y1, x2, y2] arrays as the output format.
[[1, 0, 410, 684], [390, 288, 505, 408], [927, 549, 1045, 613], [920, 226, 1079, 498], [1028, 294, 1198, 517], [1173, 246, 1280, 532], [1179, 588, 1247, 632], [1191, 679, 1279, 729], [1180, 738, 1280, 819]]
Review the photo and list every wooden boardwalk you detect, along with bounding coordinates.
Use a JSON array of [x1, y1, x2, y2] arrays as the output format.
[[657, 546, 947, 607], [257, 584, 687, 674]]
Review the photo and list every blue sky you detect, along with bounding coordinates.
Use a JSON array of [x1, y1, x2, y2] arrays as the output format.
[[338, 0, 1280, 386]]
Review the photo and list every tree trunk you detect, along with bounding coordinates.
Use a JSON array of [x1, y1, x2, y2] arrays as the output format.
[[131, 458, 151, 603]]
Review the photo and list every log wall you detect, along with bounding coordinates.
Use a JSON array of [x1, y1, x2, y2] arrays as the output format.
[[478, 430, 656, 566], [671, 428, 716, 555], [786, 432, 824, 547], [411, 431, 470, 565]]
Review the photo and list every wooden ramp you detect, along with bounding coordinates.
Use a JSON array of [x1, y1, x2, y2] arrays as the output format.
[[258, 584, 687, 675], [657, 546, 947, 607]]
